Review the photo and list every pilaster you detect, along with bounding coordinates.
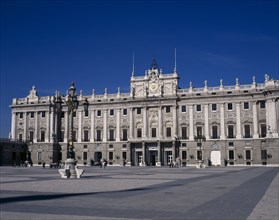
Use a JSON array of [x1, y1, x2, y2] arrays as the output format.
[[90, 110, 95, 142], [78, 110, 82, 142], [204, 104, 209, 139], [103, 109, 107, 142], [116, 109, 120, 141], [252, 102, 259, 138], [129, 108, 134, 139], [189, 105, 194, 140], [236, 103, 242, 139], [220, 103, 225, 139]]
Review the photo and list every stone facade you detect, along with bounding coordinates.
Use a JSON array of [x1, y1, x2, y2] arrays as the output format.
[[10, 60, 279, 167]]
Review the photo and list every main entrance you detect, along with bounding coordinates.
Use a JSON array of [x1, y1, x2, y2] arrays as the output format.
[[210, 144, 221, 166]]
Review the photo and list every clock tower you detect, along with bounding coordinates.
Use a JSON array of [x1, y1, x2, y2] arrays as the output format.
[[130, 58, 179, 98]]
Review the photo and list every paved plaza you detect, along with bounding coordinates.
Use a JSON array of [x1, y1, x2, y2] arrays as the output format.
[[0, 166, 278, 220]]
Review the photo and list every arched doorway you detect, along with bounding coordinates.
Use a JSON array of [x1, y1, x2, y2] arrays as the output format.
[[210, 144, 221, 166]]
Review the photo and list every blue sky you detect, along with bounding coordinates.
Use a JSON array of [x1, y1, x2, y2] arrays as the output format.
[[1, 0, 278, 138]]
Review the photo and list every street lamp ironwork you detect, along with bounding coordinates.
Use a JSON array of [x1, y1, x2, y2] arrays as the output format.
[[194, 130, 206, 168], [56, 82, 89, 178]]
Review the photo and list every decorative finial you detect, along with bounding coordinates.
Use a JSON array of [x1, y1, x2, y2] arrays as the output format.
[[265, 74, 269, 83], [92, 89, 95, 95], [204, 80, 207, 87], [132, 52, 135, 77], [220, 79, 223, 86], [118, 87, 120, 93], [236, 78, 239, 85], [150, 58, 158, 70], [104, 88, 107, 94]]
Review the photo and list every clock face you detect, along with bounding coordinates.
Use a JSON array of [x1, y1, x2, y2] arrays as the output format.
[[150, 83, 158, 92]]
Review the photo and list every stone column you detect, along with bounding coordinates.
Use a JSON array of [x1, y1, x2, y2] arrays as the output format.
[[204, 104, 209, 139], [129, 108, 134, 139], [143, 107, 147, 138], [142, 142, 146, 166], [50, 109, 54, 143], [157, 141, 161, 166], [158, 106, 163, 138], [46, 110, 50, 142], [172, 141, 176, 160], [64, 111, 68, 143], [220, 103, 225, 139], [78, 110, 82, 142], [116, 109, 120, 141], [34, 112, 38, 142], [173, 105, 177, 137], [103, 109, 107, 142], [11, 112, 16, 140], [90, 110, 95, 142], [252, 102, 259, 138], [236, 103, 242, 139], [189, 105, 194, 140], [24, 112, 27, 141], [267, 99, 278, 137]]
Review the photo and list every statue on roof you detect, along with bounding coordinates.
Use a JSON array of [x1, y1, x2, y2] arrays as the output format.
[[27, 85, 38, 99]]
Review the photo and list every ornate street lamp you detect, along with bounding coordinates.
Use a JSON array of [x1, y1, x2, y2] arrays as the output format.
[[56, 82, 89, 178], [194, 130, 206, 168]]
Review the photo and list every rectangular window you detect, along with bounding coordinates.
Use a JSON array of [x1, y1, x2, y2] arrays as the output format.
[[197, 150, 202, 160], [227, 103, 233, 110], [212, 126, 218, 139], [228, 125, 234, 138], [181, 127, 187, 139], [84, 110, 89, 117], [109, 144, 113, 148], [165, 106, 171, 113], [30, 112, 34, 118], [137, 128, 142, 138], [83, 152, 87, 161], [196, 104, 201, 112], [211, 104, 217, 111], [181, 105, 186, 112], [261, 124, 266, 137], [259, 101, 266, 109], [29, 131, 34, 142], [123, 109, 127, 115], [97, 130, 102, 141], [84, 130, 89, 142], [229, 150, 234, 160], [228, 142, 234, 146], [244, 125, 251, 138], [151, 128, 156, 138], [166, 127, 171, 137], [110, 109, 114, 116], [41, 131, 45, 142], [245, 150, 251, 160], [122, 151, 127, 160], [97, 110, 102, 117], [197, 126, 202, 136], [261, 150, 267, 160], [244, 102, 250, 110], [19, 134, 23, 142], [137, 108, 141, 114], [19, 113, 23, 118], [72, 111, 76, 117], [122, 129, 127, 141], [122, 144, 127, 148], [109, 152, 113, 160], [61, 112, 65, 118], [41, 111, 46, 118], [182, 151, 187, 160], [109, 129, 114, 141], [84, 145, 87, 148]]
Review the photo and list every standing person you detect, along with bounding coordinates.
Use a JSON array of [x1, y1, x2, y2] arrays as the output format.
[[100, 158, 103, 168], [42, 161, 45, 168]]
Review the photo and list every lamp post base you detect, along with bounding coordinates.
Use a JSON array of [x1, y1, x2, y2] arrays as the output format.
[[59, 158, 84, 178], [196, 160, 206, 169]]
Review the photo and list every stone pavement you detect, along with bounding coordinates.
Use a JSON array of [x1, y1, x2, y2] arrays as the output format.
[[0, 166, 278, 220]]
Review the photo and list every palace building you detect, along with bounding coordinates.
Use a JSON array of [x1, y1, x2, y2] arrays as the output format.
[[9, 60, 279, 167]]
